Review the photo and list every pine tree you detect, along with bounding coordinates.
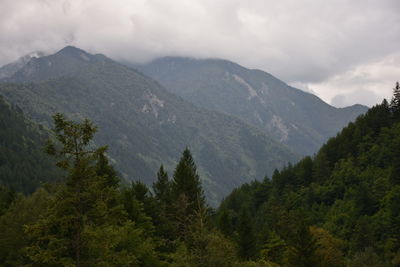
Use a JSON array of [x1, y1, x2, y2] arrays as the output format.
[[152, 165, 176, 244], [171, 148, 205, 215], [153, 165, 171, 204], [391, 82, 400, 111], [168, 148, 207, 242]]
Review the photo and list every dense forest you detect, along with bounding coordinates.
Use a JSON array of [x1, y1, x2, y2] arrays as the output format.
[[0, 83, 399, 266], [216, 82, 400, 266]]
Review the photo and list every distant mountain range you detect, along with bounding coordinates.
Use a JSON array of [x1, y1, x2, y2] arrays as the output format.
[[0, 46, 299, 205], [134, 57, 367, 155]]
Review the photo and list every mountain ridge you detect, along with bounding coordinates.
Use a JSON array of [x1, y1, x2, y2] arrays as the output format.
[[133, 56, 368, 155], [0, 46, 299, 205]]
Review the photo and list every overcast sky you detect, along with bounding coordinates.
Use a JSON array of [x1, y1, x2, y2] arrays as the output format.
[[1, 0, 399, 107]]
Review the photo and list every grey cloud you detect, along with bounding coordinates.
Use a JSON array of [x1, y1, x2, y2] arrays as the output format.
[[331, 89, 381, 108], [0, 0, 399, 106]]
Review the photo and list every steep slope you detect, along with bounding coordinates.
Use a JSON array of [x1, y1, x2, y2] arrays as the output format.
[[216, 98, 400, 264], [0, 96, 60, 193], [0, 47, 298, 205], [3, 46, 107, 83], [0, 52, 45, 80], [134, 57, 367, 155]]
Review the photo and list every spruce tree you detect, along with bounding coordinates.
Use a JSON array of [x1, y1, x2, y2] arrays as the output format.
[[391, 82, 400, 111], [169, 148, 206, 241], [153, 165, 171, 204], [151, 166, 176, 247], [171, 148, 205, 214]]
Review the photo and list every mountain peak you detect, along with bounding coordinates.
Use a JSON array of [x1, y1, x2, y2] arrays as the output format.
[[55, 46, 96, 61], [4, 46, 109, 82], [57, 45, 87, 55]]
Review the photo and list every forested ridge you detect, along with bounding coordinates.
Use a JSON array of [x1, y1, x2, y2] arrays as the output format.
[[0, 95, 60, 194], [216, 82, 400, 266], [0, 83, 399, 266]]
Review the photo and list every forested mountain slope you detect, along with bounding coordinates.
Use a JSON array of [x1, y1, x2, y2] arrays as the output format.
[[0, 96, 59, 194], [135, 57, 367, 155], [216, 86, 400, 265], [0, 46, 298, 205]]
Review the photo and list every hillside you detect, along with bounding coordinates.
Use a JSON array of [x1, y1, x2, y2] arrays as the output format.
[[0, 46, 298, 205], [134, 57, 367, 155], [0, 52, 45, 80], [0, 96, 60, 194], [216, 90, 400, 265]]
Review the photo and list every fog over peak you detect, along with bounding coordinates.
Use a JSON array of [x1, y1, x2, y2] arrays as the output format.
[[1, 0, 399, 107]]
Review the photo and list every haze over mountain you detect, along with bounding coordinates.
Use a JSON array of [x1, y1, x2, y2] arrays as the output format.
[[0, 46, 298, 205], [134, 57, 368, 155], [0, 52, 45, 80]]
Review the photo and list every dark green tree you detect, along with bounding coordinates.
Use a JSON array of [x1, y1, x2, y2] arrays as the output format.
[[151, 165, 176, 245], [390, 81, 400, 112], [217, 210, 235, 237], [153, 165, 171, 204], [171, 148, 206, 216], [287, 221, 318, 267], [237, 208, 256, 260]]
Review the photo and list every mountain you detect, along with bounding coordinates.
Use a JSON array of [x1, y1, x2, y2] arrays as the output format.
[[134, 57, 368, 155], [2, 47, 107, 83], [0, 51, 45, 80], [0, 96, 60, 194], [0, 46, 298, 205]]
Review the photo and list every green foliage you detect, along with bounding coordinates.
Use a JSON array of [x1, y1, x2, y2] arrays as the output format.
[[238, 208, 257, 260], [286, 221, 318, 267], [0, 185, 15, 216], [259, 231, 287, 264], [390, 81, 400, 113], [153, 165, 171, 204], [170, 230, 239, 267], [24, 114, 161, 266], [310, 226, 345, 267], [0, 188, 53, 266], [171, 148, 205, 213], [0, 96, 60, 194], [216, 85, 400, 264]]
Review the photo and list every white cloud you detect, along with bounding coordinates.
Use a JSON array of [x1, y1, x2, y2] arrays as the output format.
[[0, 0, 399, 107], [308, 52, 400, 107]]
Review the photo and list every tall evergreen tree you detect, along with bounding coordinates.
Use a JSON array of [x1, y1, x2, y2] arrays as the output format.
[[153, 165, 171, 204], [171, 148, 205, 214], [168, 148, 207, 242], [391, 81, 400, 111]]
